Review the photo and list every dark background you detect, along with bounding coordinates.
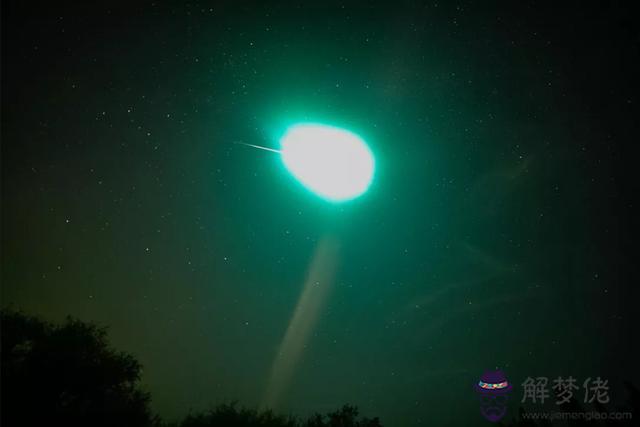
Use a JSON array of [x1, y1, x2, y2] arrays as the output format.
[[2, 1, 639, 425]]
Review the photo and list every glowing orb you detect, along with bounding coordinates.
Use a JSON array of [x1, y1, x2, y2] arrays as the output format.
[[280, 124, 375, 202]]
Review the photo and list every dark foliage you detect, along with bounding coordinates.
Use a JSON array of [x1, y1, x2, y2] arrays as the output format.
[[1, 309, 156, 427], [178, 402, 298, 427], [302, 405, 383, 427], [1, 310, 383, 427], [173, 402, 382, 427]]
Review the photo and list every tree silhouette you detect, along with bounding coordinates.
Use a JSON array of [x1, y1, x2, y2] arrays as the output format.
[[303, 405, 383, 427], [1, 309, 156, 427], [178, 401, 298, 427], [1, 309, 384, 427], [176, 403, 383, 427]]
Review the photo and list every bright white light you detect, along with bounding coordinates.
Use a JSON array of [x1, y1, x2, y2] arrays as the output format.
[[280, 124, 375, 202]]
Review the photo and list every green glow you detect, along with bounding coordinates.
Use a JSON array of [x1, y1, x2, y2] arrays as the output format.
[[280, 123, 375, 202]]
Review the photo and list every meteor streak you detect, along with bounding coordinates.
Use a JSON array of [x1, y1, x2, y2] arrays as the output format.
[[236, 123, 375, 202], [262, 236, 340, 409], [234, 141, 282, 153]]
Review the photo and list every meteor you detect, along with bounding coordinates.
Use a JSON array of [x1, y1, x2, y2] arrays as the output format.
[[234, 141, 281, 153], [237, 123, 375, 202]]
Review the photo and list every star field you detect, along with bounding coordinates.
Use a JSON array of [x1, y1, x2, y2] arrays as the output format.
[[2, 2, 639, 425]]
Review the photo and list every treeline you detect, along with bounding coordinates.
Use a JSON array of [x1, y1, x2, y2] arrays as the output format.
[[0, 309, 382, 427], [3, 309, 637, 426]]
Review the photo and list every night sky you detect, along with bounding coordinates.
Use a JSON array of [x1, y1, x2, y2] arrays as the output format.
[[2, 1, 639, 425]]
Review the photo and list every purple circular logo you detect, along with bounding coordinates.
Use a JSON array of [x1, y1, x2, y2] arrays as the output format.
[[475, 370, 512, 422]]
